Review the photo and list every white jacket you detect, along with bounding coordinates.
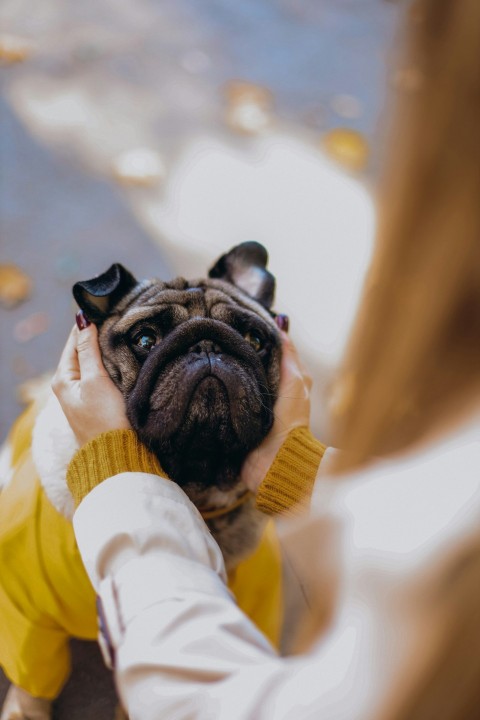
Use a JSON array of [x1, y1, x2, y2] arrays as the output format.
[[74, 418, 480, 720]]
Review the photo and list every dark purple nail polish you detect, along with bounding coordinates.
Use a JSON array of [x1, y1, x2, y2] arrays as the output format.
[[275, 314, 289, 333], [76, 310, 91, 330]]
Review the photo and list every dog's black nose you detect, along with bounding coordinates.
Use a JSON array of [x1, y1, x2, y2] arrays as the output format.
[[189, 340, 222, 355]]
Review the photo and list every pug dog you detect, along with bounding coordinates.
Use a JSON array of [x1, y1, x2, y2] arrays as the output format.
[[79, 240, 284, 559], [0, 242, 284, 720]]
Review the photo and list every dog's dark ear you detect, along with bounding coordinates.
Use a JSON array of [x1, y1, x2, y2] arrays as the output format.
[[208, 242, 275, 309], [73, 263, 137, 323]]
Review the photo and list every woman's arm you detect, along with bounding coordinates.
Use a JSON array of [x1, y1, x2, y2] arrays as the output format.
[[51, 319, 336, 718], [53, 319, 432, 720], [73, 472, 282, 719], [73, 470, 356, 720]]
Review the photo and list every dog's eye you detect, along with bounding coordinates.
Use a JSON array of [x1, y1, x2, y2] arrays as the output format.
[[134, 332, 158, 351], [244, 330, 263, 353]]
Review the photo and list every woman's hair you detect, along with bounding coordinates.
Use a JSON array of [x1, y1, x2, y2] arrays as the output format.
[[331, 0, 480, 471], [323, 4, 480, 719], [380, 531, 480, 720]]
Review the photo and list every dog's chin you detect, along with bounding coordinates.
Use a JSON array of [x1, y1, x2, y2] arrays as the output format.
[[131, 375, 268, 490]]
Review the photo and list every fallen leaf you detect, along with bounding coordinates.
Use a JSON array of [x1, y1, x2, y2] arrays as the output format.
[[224, 81, 274, 135], [321, 128, 369, 172], [112, 148, 166, 187], [0, 35, 32, 64], [224, 81, 273, 109], [0, 264, 32, 307]]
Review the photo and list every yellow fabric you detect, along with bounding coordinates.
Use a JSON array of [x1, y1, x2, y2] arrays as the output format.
[[0, 417, 97, 698], [228, 520, 283, 649], [256, 426, 326, 516], [0, 410, 283, 700], [8, 401, 37, 466]]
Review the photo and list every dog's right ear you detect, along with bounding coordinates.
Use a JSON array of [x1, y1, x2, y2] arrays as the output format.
[[73, 263, 137, 323], [208, 242, 275, 309]]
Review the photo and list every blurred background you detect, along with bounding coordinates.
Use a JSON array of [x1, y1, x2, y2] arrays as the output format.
[[1, 0, 401, 715], [0, 0, 403, 442]]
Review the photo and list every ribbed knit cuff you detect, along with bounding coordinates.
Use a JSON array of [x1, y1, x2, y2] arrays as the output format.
[[256, 427, 326, 516], [67, 429, 167, 508]]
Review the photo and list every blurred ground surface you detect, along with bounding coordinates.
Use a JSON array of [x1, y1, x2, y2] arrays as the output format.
[[1, 1, 400, 717]]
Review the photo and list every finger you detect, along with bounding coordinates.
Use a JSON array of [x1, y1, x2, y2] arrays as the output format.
[[75, 323, 110, 380], [280, 332, 310, 378], [280, 331, 302, 365], [55, 325, 81, 384]]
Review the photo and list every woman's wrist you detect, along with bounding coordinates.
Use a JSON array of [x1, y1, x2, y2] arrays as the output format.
[[67, 429, 167, 508], [255, 427, 326, 516]]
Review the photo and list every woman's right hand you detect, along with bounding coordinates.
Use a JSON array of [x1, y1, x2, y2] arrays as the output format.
[[52, 318, 131, 447], [240, 332, 313, 494]]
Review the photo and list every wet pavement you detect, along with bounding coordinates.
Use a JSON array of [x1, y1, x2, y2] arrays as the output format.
[[1, 0, 401, 438], [0, 97, 172, 440], [1, 1, 401, 716]]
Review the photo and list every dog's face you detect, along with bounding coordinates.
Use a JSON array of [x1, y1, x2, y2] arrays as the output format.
[[73, 243, 282, 493]]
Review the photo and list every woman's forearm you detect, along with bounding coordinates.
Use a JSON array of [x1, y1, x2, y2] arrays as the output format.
[[74, 474, 281, 719], [73, 471, 369, 720]]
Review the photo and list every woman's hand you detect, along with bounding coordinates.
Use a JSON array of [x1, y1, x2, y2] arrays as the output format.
[[240, 332, 312, 494], [52, 316, 131, 446]]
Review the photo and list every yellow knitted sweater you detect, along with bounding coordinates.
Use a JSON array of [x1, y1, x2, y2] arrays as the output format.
[[67, 426, 326, 514]]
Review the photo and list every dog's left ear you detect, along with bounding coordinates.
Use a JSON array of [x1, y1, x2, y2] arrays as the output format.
[[73, 263, 137, 323], [208, 242, 275, 309]]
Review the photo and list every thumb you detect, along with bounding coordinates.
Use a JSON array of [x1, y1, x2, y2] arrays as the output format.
[[76, 322, 109, 380], [280, 331, 312, 388]]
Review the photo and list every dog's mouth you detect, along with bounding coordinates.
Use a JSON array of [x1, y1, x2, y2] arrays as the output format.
[[189, 373, 229, 415], [126, 318, 274, 489], [178, 372, 232, 438]]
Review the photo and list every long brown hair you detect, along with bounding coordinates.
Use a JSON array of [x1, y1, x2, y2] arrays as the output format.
[[321, 4, 480, 718], [331, 0, 480, 471], [379, 531, 480, 720]]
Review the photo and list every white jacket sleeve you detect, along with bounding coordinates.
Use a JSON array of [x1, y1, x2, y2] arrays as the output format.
[[72, 474, 280, 719], [73, 473, 375, 720]]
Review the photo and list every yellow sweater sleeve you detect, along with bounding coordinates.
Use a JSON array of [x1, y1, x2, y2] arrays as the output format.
[[67, 429, 167, 508], [255, 427, 326, 516], [67, 427, 326, 514]]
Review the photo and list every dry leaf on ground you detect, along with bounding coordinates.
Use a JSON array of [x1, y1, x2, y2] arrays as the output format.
[[0, 264, 32, 307], [0, 35, 32, 64]]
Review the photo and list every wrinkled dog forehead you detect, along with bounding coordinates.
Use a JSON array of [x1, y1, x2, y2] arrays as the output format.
[[73, 241, 280, 331], [72, 242, 283, 395], [107, 276, 278, 336]]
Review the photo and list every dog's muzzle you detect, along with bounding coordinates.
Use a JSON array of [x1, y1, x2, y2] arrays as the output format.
[[126, 318, 273, 442]]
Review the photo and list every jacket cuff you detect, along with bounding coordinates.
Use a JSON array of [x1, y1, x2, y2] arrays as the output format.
[[67, 429, 168, 508], [256, 427, 326, 516]]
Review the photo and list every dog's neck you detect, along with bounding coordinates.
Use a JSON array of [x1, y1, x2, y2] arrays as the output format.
[[198, 489, 252, 519], [32, 392, 249, 521]]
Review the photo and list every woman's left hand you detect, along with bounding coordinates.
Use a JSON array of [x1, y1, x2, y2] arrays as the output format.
[[52, 319, 131, 446], [240, 332, 312, 494]]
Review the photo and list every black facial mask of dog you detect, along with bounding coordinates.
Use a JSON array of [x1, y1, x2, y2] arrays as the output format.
[[73, 242, 282, 493]]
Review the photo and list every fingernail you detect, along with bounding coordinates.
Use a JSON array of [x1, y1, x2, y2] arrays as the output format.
[[275, 314, 289, 333], [76, 310, 91, 331]]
